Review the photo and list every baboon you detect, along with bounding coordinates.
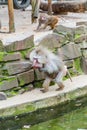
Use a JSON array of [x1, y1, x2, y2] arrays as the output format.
[[37, 13, 58, 30], [30, 46, 70, 93]]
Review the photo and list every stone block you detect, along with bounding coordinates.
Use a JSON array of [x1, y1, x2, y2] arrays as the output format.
[[4, 35, 34, 52], [39, 33, 66, 49], [0, 76, 18, 91], [81, 49, 87, 58], [34, 69, 45, 81], [75, 25, 86, 35], [64, 60, 74, 68], [54, 25, 74, 41], [81, 57, 87, 74], [0, 92, 7, 100], [21, 48, 34, 59], [78, 41, 87, 49], [3, 61, 32, 75], [76, 21, 87, 26], [58, 42, 81, 60], [54, 25, 86, 41], [4, 52, 21, 61], [54, 25, 74, 34], [74, 34, 87, 43], [0, 40, 4, 51], [0, 52, 21, 62], [17, 69, 34, 86]]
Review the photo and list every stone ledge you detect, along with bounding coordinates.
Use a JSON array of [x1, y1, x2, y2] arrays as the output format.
[[0, 75, 87, 117]]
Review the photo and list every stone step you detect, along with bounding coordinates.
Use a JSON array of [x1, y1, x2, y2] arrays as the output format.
[[0, 74, 87, 118]]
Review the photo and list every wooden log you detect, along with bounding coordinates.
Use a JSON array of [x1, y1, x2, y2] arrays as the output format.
[[8, 0, 15, 32], [40, 0, 87, 14], [48, 0, 52, 15]]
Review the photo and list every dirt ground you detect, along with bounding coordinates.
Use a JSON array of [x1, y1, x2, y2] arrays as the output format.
[[0, 5, 53, 45], [0, 5, 87, 45], [0, 5, 36, 39]]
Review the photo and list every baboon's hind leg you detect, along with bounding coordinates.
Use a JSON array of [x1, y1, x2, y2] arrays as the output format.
[[56, 82, 64, 91], [41, 78, 51, 93], [55, 71, 65, 91]]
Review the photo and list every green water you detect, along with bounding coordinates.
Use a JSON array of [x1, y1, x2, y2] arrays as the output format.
[[22, 106, 87, 130]]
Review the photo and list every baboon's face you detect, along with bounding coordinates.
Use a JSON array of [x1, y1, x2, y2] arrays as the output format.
[[39, 14, 47, 24], [31, 49, 47, 69]]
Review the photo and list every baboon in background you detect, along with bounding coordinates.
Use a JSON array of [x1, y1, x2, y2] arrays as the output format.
[[37, 13, 58, 30], [30, 46, 69, 93]]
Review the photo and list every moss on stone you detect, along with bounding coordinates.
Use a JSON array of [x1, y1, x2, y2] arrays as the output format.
[[0, 52, 7, 62], [74, 58, 83, 74], [20, 47, 34, 59], [33, 80, 43, 88], [74, 33, 81, 39], [0, 40, 4, 51], [19, 79, 25, 86], [0, 103, 36, 117]]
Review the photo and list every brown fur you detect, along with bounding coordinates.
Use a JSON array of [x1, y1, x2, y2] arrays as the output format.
[[37, 14, 58, 30]]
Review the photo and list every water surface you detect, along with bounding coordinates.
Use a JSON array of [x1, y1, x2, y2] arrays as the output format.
[[23, 106, 87, 130]]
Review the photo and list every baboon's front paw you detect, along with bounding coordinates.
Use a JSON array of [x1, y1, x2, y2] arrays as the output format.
[[40, 89, 48, 93]]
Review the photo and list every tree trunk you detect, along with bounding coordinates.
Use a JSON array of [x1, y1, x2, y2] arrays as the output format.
[[40, 0, 86, 14], [8, 0, 15, 33], [48, 0, 52, 15]]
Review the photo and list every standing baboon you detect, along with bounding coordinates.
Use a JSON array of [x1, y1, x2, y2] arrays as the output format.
[[30, 46, 68, 93]]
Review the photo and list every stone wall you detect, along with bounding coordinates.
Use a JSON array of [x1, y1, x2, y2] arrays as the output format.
[[0, 34, 35, 95], [39, 22, 87, 75], [0, 22, 87, 97]]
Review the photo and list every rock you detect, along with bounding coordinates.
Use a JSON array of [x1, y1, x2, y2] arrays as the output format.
[[76, 21, 87, 26], [57, 42, 81, 60], [4, 61, 32, 75], [75, 25, 86, 35], [39, 33, 66, 49], [25, 84, 34, 91], [17, 69, 34, 86], [74, 34, 87, 43], [64, 60, 74, 68], [19, 84, 34, 94], [81, 57, 87, 74], [0, 40, 4, 51], [34, 69, 45, 81], [0, 92, 7, 100], [25, 48, 34, 59], [18, 89, 26, 94], [78, 41, 87, 49], [4, 35, 34, 52], [81, 49, 87, 58], [0, 76, 18, 91], [0, 52, 21, 62], [54, 25, 74, 41], [54, 25, 86, 41]]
